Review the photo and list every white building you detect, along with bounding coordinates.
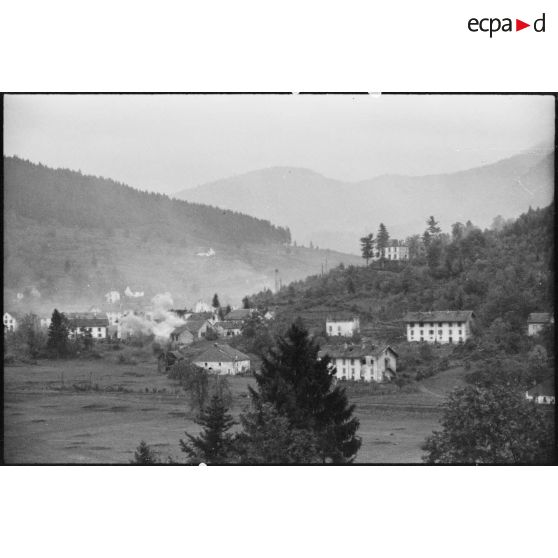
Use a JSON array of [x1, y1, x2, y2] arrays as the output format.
[[66, 313, 109, 339], [39, 315, 52, 329], [193, 344, 251, 375], [525, 377, 555, 405], [319, 343, 397, 382], [372, 242, 409, 261], [326, 315, 360, 337], [3, 311, 23, 332], [194, 300, 213, 313], [404, 310, 475, 344], [527, 312, 554, 336], [104, 291, 121, 304]]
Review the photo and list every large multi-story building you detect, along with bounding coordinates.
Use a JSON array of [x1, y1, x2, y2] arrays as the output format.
[[403, 310, 475, 344], [319, 342, 397, 382]]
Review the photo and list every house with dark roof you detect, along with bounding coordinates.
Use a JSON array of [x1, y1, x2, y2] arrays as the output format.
[[527, 312, 554, 336], [192, 344, 251, 375], [66, 313, 109, 339], [403, 310, 474, 344], [318, 342, 397, 382], [525, 377, 555, 405], [213, 320, 243, 338], [224, 308, 254, 321], [170, 324, 195, 346]]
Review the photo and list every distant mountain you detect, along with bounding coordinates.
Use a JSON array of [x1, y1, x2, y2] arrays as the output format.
[[175, 149, 554, 253], [3, 157, 360, 310]]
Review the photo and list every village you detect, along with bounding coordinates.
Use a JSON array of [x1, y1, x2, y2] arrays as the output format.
[[4, 267, 555, 407]]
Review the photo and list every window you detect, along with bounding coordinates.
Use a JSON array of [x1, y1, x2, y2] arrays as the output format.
[[419, 322, 424, 327], [438, 330, 443, 336], [429, 323, 434, 327], [420, 329, 424, 336], [438, 322, 443, 327], [458, 330, 462, 335], [328, 326, 332, 333], [448, 337, 453, 344], [420, 337, 424, 341], [97, 333, 102, 338], [410, 322, 415, 327], [429, 330, 434, 335]]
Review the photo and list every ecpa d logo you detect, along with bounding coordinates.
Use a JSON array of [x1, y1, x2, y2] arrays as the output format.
[[468, 13, 546, 37]]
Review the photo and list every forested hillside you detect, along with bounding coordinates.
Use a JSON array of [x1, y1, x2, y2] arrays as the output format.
[[248, 203, 554, 340], [3, 157, 360, 309], [176, 149, 553, 253], [4, 156, 291, 246]]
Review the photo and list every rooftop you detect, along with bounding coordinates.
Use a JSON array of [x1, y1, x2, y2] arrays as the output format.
[[527, 377, 555, 398], [224, 308, 254, 321], [319, 343, 397, 359], [527, 312, 553, 324], [193, 344, 250, 363], [214, 320, 244, 329], [403, 310, 474, 323]]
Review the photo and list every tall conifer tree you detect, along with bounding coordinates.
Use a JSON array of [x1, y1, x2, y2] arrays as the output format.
[[250, 320, 361, 463]]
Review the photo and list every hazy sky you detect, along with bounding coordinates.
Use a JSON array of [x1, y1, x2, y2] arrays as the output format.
[[4, 94, 554, 193]]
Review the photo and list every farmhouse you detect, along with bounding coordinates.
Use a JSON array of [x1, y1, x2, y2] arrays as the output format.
[[213, 320, 243, 338], [527, 312, 554, 336], [525, 377, 555, 405], [403, 310, 474, 344], [193, 344, 251, 375], [3, 311, 24, 332], [326, 314, 360, 337], [224, 308, 254, 321], [66, 313, 109, 339], [170, 324, 195, 346], [319, 342, 397, 382], [372, 241, 409, 261]]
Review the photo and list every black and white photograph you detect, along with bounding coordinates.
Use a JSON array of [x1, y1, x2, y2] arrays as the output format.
[[2, 93, 555, 464]]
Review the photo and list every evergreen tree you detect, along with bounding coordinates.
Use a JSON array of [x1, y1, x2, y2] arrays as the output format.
[[426, 216, 441, 236], [212, 293, 220, 309], [359, 233, 374, 266], [235, 403, 320, 464], [132, 441, 159, 464], [179, 395, 236, 464], [376, 224, 390, 258], [242, 296, 252, 309], [250, 320, 361, 463], [47, 309, 69, 358]]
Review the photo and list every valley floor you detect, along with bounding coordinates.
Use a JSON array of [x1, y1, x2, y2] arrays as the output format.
[[3, 356, 467, 464]]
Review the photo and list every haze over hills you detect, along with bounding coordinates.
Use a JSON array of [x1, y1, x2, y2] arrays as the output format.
[[3, 157, 360, 311], [175, 149, 554, 254]]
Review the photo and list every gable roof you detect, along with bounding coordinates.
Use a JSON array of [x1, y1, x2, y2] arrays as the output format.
[[403, 310, 474, 323], [326, 313, 359, 322], [527, 312, 553, 324], [193, 344, 250, 363], [224, 308, 253, 320], [214, 320, 243, 330], [184, 318, 210, 334], [4, 311, 25, 320], [67, 315, 109, 327], [171, 324, 195, 338], [319, 343, 397, 360], [527, 377, 555, 398]]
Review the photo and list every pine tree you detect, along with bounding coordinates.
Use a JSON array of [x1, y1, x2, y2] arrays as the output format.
[[179, 395, 236, 464], [132, 441, 159, 464], [47, 309, 69, 358], [376, 223, 390, 258], [242, 296, 252, 309], [359, 233, 374, 266], [212, 293, 220, 309], [426, 216, 441, 236], [250, 320, 361, 463]]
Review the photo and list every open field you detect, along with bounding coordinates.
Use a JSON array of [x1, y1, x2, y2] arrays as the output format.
[[2, 354, 465, 464]]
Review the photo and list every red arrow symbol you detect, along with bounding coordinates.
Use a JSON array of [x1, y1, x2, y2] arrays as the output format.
[[516, 19, 530, 31]]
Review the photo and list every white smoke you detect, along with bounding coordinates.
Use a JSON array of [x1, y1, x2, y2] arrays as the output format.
[[120, 292, 187, 340], [124, 286, 144, 298]]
